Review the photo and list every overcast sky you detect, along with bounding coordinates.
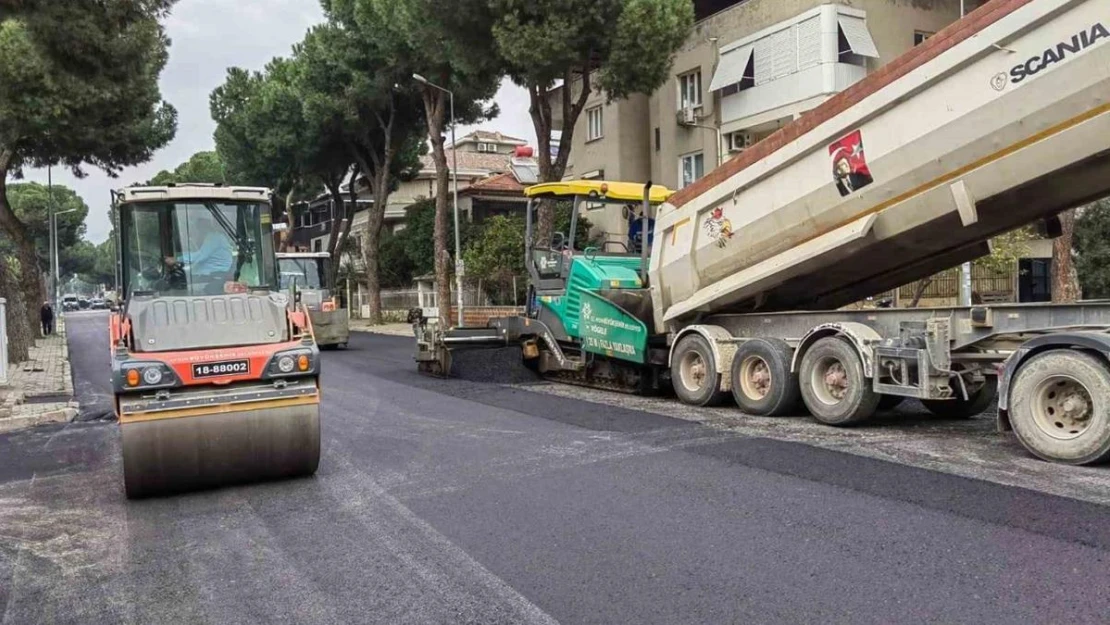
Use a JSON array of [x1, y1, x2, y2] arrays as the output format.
[[17, 0, 537, 244]]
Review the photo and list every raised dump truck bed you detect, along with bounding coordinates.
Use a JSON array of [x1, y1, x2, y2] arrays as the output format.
[[652, 0, 1110, 324], [417, 0, 1110, 466]]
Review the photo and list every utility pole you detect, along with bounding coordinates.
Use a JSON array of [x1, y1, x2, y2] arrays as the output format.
[[48, 166, 56, 313], [957, 0, 972, 307]]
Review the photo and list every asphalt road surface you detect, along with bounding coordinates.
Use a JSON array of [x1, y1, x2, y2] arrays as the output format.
[[1, 312, 1109, 624]]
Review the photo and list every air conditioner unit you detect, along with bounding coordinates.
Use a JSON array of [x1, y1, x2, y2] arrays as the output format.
[[678, 107, 697, 126], [728, 132, 755, 152]]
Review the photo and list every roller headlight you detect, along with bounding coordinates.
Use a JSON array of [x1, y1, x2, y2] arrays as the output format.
[[278, 355, 296, 373], [142, 367, 163, 385], [117, 361, 178, 392], [265, 348, 317, 378]]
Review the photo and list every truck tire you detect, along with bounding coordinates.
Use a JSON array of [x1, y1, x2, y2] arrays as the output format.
[[671, 334, 728, 407], [799, 336, 879, 426], [1009, 350, 1110, 465], [921, 375, 997, 419], [730, 338, 800, 416]]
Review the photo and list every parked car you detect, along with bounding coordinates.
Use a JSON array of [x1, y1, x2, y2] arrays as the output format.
[[78, 298, 90, 309], [90, 299, 108, 310], [62, 295, 79, 311]]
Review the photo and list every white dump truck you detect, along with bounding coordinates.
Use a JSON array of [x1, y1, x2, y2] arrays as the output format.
[[416, 0, 1110, 465]]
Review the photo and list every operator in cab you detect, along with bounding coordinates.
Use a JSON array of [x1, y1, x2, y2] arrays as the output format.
[[164, 210, 234, 292]]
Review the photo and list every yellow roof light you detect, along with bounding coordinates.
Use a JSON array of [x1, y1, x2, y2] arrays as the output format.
[[525, 180, 674, 203]]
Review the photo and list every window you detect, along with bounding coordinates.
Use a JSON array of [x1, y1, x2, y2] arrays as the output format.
[[914, 31, 934, 46], [312, 239, 322, 252], [477, 142, 499, 153], [120, 201, 275, 297], [678, 71, 703, 109], [654, 127, 661, 152], [278, 257, 328, 290], [586, 106, 603, 141], [679, 152, 705, 189], [837, 15, 880, 65]]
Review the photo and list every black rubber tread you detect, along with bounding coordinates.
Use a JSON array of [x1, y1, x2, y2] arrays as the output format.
[[730, 338, 800, 416], [798, 336, 880, 426], [670, 334, 728, 407], [1009, 350, 1110, 465]]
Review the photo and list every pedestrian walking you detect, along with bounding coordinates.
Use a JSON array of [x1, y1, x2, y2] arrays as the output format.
[[40, 301, 54, 335]]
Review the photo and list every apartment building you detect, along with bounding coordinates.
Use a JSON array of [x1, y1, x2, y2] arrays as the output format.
[[558, 0, 982, 247]]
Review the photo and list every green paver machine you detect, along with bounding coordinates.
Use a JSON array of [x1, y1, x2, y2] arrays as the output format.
[[413, 180, 673, 393], [277, 252, 349, 349]]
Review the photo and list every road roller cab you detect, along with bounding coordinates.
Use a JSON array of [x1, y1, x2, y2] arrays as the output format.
[[277, 251, 350, 349], [110, 184, 321, 498]]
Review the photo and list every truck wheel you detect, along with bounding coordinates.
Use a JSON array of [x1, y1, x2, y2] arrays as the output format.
[[730, 338, 800, 416], [922, 375, 997, 419], [799, 336, 879, 426], [1009, 350, 1110, 465], [671, 334, 728, 406]]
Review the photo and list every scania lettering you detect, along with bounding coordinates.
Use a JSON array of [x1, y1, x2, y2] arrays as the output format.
[[1010, 21, 1108, 83]]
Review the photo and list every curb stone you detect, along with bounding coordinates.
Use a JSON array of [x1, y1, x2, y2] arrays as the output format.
[[0, 405, 79, 434]]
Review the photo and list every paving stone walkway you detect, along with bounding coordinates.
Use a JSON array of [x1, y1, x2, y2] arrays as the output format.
[[1, 318, 78, 431]]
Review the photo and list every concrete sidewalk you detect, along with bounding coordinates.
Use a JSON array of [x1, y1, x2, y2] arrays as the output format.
[[349, 321, 413, 337], [1, 317, 78, 432]]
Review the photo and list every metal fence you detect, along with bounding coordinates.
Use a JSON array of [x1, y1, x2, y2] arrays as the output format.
[[897, 264, 1015, 301], [378, 288, 493, 311]]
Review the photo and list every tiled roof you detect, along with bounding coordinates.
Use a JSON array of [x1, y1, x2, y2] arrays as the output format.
[[419, 150, 512, 173], [462, 172, 526, 195], [456, 129, 528, 145]]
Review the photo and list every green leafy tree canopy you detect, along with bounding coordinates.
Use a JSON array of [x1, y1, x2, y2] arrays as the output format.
[[0, 182, 91, 275], [490, 0, 693, 239], [146, 151, 231, 185], [1076, 199, 1110, 300], [0, 1, 176, 341]]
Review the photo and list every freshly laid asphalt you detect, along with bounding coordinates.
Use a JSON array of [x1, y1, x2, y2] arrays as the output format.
[[0, 312, 1108, 624]]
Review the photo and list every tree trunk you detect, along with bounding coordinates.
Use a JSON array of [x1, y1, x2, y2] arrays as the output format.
[[351, 144, 396, 326], [1052, 208, 1080, 303], [909, 277, 933, 308], [323, 172, 353, 290], [528, 65, 592, 244], [278, 187, 296, 252], [421, 88, 452, 326], [15, 241, 44, 337], [0, 154, 44, 341], [0, 255, 31, 363]]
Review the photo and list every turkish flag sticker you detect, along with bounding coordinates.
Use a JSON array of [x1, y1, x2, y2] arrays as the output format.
[[829, 129, 874, 197]]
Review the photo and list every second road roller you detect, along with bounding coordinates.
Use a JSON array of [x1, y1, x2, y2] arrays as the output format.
[[109, 183, 321, 498]]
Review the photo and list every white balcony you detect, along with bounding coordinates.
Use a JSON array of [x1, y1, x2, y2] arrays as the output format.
[[720, 62, 867, 133], [711, 4, 877, 134]]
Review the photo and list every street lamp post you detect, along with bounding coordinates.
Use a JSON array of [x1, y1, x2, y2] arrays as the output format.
[[48, 166, 56, 312], [52, 206, 79, 312], [413, 73, 463, 327]]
